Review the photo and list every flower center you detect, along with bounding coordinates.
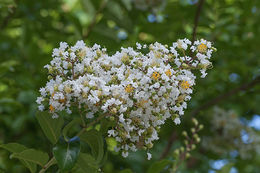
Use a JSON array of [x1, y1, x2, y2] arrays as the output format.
[[180, 81, 190, 89], [152, 72, 160, 80], [125, 84, 134, 93], [165, 69, 172, 77], [197, 43, 207, 53]]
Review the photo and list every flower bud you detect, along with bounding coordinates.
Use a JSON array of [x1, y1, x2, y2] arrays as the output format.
[[192, 118, 198, 126], [182, 131, 188, 137]]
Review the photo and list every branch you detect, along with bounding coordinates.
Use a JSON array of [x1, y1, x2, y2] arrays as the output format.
[[160, 131, 177, 159], [82, 0, 108, 39], [190, 76, 260, 116], [191, 0, 205, 43]]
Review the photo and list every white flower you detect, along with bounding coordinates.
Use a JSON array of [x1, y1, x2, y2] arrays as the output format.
[[174, 118, 181, 125], [147, 152, 152, 160]]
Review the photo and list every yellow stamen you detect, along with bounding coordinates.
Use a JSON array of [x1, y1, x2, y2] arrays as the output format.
[[49, 105, 55, 112], [152, 72, 160, 80], [180, 81, 190, 89], [165, 69, 172, 77], [197, 43, 207, 53], [125, 84, 134, 93]]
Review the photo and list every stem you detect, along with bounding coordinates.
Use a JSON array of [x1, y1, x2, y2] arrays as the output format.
[[191, 0, 205, 43], [39, 157, 56, 173]]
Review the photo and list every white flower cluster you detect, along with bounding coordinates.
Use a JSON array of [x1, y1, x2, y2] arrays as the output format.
[[202, 107, 260, 159], [36, 39, 216, 158]]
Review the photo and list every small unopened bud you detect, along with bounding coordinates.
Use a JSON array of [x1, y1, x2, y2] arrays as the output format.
[[109, 116, 115, 121], [199, 124, 204, 130], [147, 143, 153, 149], [182, 131, 188, 137], [48, 75, 53, 80], [111, 108, 117, 114], [68, 62, 72, 69], [185, 153, 190, 158], [174, 149, 180, 156], [191, 128, 196, 133], [182, 63, 189, 68], [180, 147, 185, 152], [184, 140, 188, 146], [48, 67, 54, 74], [195, 136, 201, 143], [192, 118, 198, 126], [191, 144, 196, 150]]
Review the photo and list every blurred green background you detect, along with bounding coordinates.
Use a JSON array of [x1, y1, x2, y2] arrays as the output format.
[[0, 0, 260, 172]]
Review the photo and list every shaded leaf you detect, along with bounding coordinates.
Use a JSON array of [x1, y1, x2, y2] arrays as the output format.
[[63, 118, 81, 141], [36, 111, 64, 144], [79, 129, 104, 163], [147, 159, 171, 173], [0, 143, 37, 173], [11, 149, 49, 167], [76, 153, 99, 173]]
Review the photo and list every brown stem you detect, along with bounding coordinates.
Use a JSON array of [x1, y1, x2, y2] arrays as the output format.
[[191, 0, 205, 43], [82, 0, 108, 39], [160, 131, 177, 159]]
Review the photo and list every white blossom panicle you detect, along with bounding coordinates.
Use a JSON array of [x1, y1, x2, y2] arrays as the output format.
[[36, 39, 216, 158]]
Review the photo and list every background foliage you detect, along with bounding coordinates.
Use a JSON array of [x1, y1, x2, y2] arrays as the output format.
[[0, 0, 259, 172]]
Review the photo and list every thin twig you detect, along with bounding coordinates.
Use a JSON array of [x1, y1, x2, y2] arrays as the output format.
[[190, 76, 260, 116], [160, 131, 177, 159], [191, 0, 205, 43], [39, 157, 56, 173], [82, 0, 108, 39]]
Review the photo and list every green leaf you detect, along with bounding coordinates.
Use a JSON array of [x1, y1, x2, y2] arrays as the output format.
[[76, 153, 99, 173], [63, 118, 81, 141], [36, 111, 64, 144], [217, 163, 234, 173], [0, 143, 27, 153], [120, 169, 133, 173], [53, 139, 81, 171], [79, 129, 104, 163], [11, 149, 49, 167], [147, 159, 172, 173], [0, 143, 37, 173]]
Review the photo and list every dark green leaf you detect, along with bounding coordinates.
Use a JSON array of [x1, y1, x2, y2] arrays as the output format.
[[79, 129, 104, 163], [36, 111, 64, 144], [63, 118, 81, 141], [53, 139, 81, 171], [76, 153, 99, 173]]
